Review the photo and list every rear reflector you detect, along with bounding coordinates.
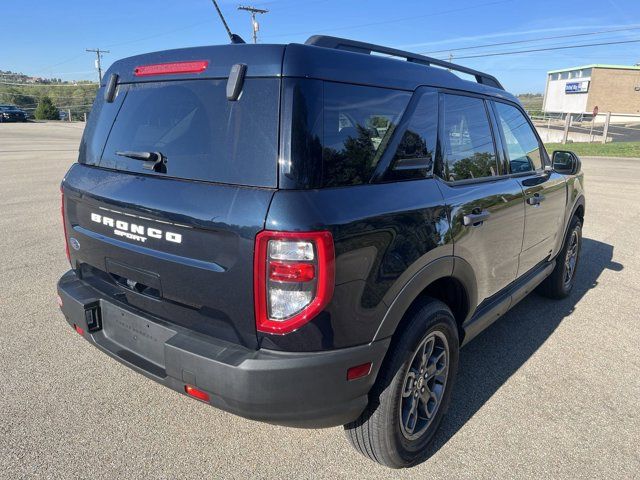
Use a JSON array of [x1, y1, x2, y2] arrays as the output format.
[[347, 362, 372, 381], [184, 385, 210, 402], [134, 60, 209, 77], [73, 324, 85, 336]]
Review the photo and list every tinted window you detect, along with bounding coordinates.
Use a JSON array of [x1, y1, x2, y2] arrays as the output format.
[[280, 78, 324, 189], [494, 102, 542, 173], [100, 79, 279, 187], [385, 91, 438, 181], [322, 83, 410, 187], [440, 95, 498, 182]]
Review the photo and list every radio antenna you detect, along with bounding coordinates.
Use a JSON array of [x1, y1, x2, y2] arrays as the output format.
[[210, 0, 246, 44]]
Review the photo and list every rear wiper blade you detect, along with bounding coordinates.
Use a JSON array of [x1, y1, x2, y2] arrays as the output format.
[[116, 150, 155, 161], [115, 150, 167, 173]]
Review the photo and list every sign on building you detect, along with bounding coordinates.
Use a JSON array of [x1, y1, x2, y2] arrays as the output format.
[[565, 81, 590, 94]]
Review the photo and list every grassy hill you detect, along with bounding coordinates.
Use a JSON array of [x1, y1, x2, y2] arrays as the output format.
[[0, 82, 98, 120], [517, 93, 544, 114]]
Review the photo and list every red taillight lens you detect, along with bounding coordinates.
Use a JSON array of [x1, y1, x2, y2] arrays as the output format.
[[134, 60, 209, 77], [61, 186, 70, 262], [268, 262, 315, 283], [184, 385, 210, 402], [73, 324, 84, 336], [254, 231, 334, 335]]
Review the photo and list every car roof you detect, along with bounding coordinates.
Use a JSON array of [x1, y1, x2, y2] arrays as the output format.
[[105, 38, 517, 104]]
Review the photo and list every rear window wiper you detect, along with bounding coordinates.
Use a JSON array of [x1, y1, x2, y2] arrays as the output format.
[[115, 150, 167, 173]]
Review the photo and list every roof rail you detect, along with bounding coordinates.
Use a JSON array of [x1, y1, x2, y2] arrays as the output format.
[[305, 35, 504, 90]]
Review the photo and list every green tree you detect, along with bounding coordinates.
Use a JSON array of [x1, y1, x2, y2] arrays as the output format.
[[34, 96, 59, 120]]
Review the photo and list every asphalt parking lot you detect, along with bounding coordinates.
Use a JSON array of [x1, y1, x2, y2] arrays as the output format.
[[1, 122, 639, 479]]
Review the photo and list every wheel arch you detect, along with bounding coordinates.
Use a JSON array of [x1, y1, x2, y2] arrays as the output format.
[[373, 256, 478, 344], [558, 194, 586, 254]]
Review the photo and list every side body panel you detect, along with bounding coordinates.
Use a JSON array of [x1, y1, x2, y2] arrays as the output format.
[[262, 179, 451, 351], [437, 178, 525, 302], [516, 171, 567, 274]]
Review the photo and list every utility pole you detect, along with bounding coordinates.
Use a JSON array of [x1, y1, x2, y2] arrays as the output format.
[[86, 48, 110, 83], [237, 6, 268, 44]]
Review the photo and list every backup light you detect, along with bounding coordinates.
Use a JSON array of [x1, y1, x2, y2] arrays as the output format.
[[254, 231, 334, 335]]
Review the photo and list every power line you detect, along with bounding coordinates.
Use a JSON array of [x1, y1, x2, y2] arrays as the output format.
[[421, 25, 640, 55], [86, 48, 110, 83], [441, 38, 640, 60], [238, 5, 269, 44], [261, 0, 514, 39]]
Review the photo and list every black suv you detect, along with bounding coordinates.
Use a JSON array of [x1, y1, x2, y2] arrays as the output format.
[[58, 36, 585, 468]]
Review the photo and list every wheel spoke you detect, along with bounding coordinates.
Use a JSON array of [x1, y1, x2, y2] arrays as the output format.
[[420, 337, 435, 369], [425, 349, 445, 378], [403, 396, 419, 434], [402, 371, 416, 398], [419, 388, 438, 419]]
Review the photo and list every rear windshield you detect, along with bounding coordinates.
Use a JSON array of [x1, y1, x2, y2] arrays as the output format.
[[98, 78, 279, 187]]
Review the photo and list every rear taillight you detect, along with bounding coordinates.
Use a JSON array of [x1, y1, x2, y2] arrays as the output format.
[[254, 231, 334, 335], [60, 187, 70, 262]]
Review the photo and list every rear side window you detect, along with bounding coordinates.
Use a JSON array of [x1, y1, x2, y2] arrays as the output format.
[[322, 83, 410, 187], [99, 79, 279, 187], [494, 102, 542, 173], [439, 94, 498, 182]]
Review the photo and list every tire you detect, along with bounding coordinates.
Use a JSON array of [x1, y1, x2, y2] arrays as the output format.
[[344, 299, 459, 468], [537, 215, 582, 299]]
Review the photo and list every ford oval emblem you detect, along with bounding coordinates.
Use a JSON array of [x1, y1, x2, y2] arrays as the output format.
[[69, 237, 80, 251]]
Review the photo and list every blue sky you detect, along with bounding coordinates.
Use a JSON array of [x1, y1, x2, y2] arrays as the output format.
[[1, 0, 639, 93]]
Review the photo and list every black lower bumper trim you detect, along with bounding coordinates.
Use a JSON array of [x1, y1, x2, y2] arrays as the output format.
[[57, 270, 390, 428]]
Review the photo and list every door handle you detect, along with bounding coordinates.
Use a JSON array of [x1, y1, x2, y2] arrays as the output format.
[[527, 193, 545, 206], [463, 210, 490, 226]]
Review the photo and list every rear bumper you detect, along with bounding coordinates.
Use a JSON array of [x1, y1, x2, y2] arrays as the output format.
[[57, 270, 390, 428]]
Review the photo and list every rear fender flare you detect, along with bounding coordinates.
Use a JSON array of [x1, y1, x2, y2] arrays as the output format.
[[373, 256, 478, 341]]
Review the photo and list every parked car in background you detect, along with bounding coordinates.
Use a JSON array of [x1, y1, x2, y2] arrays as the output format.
[[0, 105, 27, 122]]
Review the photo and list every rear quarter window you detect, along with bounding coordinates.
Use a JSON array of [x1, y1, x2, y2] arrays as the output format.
[[281, 79, 410, 189], [99, 78, 280, 187], [322, 83, 410, 187]]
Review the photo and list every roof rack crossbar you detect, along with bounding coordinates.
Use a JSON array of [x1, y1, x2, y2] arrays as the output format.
[[305, 35, 504, 90]]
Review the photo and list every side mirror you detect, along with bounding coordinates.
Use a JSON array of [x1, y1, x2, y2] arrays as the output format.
[[552, 150, 581, 175]]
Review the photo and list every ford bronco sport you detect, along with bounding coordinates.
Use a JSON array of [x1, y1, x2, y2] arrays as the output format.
[[57, 36, 585, 468]]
